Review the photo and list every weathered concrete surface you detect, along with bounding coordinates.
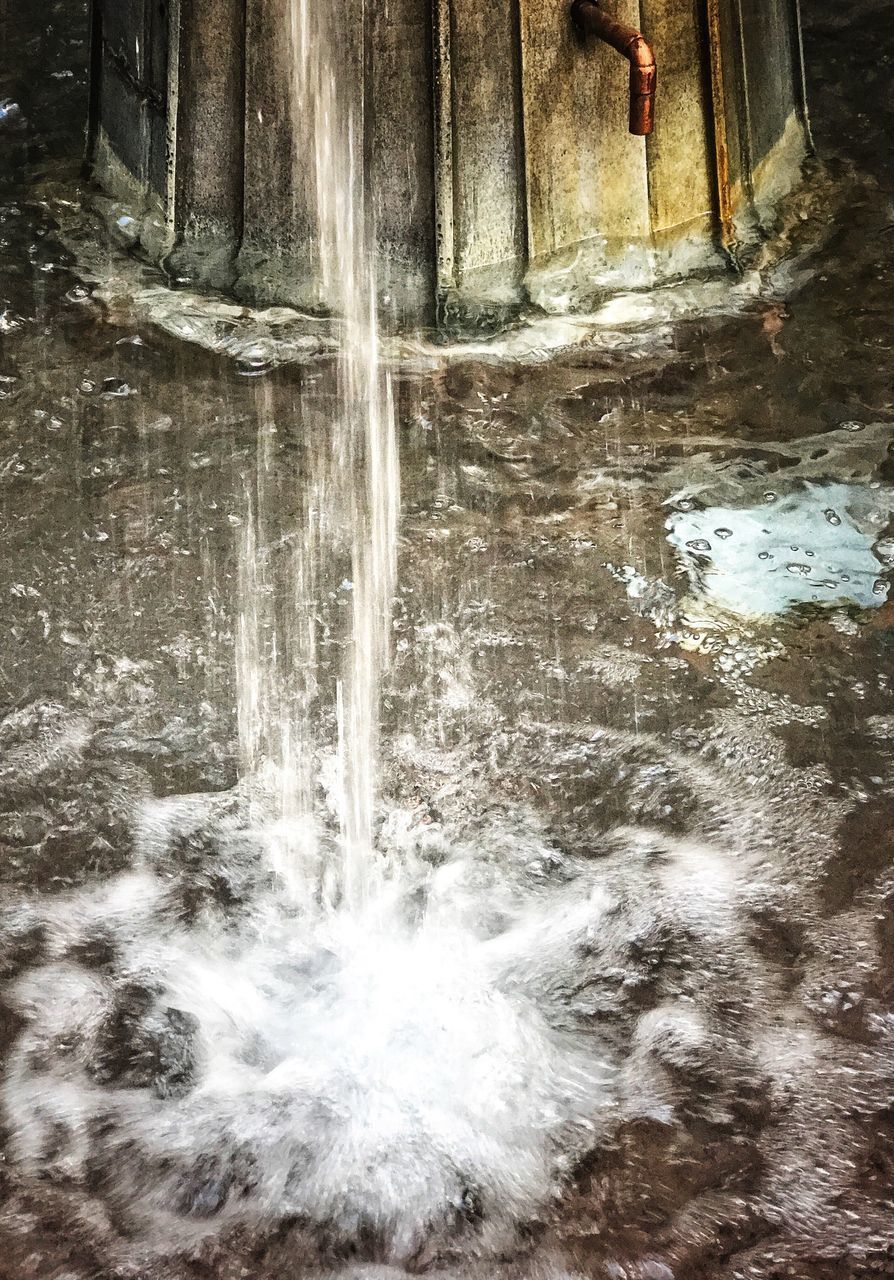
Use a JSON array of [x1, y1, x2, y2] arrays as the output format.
[[519, 0, 649, 261], [88, 0, 811, 326], [642, 0, 714, 237], [146, 0, 169, 200], [236, 0, 434, 324], [706, 0, 808, 253], [236, 0, 311, 310], [90, 0, 173, 269], [166, 0, 245, 291], [519, 0, 717, 311], [370, 0, 437, 325], [738, 0, 808, 238], [739, 0, 799, 166], [434, 0, 527, 325], [92, 0, 153, 197]]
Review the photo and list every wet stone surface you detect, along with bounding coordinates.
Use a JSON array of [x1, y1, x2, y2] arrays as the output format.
[[1, 2, 894, 1280]]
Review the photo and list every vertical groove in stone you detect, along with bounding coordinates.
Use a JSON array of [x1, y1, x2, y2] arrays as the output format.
[[433, 0, 457, 297], [443, 0, 527, 320], [788, 0, 814, 151], [237, 0, 304, 307], [168, 0, 245, 288], [509, 0, 531, 281], [369, 0, 437, 324]]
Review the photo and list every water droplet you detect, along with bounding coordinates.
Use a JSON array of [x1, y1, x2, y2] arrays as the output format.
[[686, 539, 711, 552], [677, 499, 695, 512], [824, 509, 841, 526], [764, 491, 777, 503], [714, 528, 733, 540], [840, 420, 864, 431], [873, 579, 887, 595], [758, 551, 772, 560]]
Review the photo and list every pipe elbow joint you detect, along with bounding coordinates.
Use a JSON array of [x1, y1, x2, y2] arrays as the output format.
[[570, 0, 657, 136]]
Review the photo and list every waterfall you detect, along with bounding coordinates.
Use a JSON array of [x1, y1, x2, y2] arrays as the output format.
[[236, 0, 399, 909]]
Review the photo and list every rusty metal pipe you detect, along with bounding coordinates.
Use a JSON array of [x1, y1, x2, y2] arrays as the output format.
[[570, 0, 656, 136]]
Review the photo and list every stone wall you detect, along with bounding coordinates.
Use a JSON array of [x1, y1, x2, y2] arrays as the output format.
[[87, 0, 811, 327]]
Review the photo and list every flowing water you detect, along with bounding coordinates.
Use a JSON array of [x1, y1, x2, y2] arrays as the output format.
[[235, 0, 398, 909], [1, 2, 894, 1279]]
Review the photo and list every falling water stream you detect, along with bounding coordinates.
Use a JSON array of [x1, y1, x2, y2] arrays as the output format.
[[1, 1, 894, 1278], [236, 0, 398, 908]]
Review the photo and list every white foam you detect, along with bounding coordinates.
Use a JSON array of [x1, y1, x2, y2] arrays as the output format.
[[1, 782, 772, 1263]]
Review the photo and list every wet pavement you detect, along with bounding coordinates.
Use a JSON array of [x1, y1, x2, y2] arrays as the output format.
[[1, 2, 894, 1279]]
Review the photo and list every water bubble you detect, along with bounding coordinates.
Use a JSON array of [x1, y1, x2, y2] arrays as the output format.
[[758, 551, 772, 561], [686, 539, 711, 552], [677, 498, 695, 512], [714, 528, 733, 540], [840, 420, 865, 431], [786, 563, 812, 576], [874, 537, 894, 566], [764, 491, 777, 503], [65, 284, 91, 303], [101, 377, 134, 397], [873, 579, 887, 595], [824, 509, 842, 526]]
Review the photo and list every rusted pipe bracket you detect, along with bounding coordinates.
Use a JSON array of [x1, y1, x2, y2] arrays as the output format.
[[570, 0, 656, 136]]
